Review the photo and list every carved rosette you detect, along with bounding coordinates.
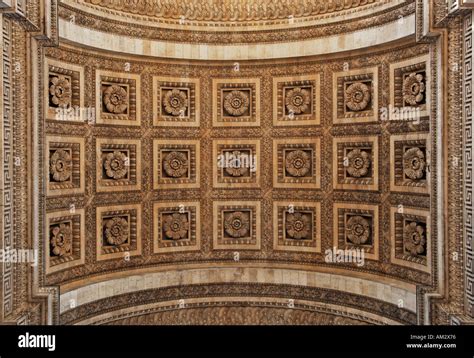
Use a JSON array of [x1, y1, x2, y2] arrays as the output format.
[[103, 84, 128, 114], [334, 68, 378, 123], [97, 205, 141, 260], [223, 90, 250, 117], [49, 75, 72, 107], [154, 203, 199, 252], [403, 222, 426, 256], [285, 87, 311, 115], [50, 223, 73, 257], [346, 149, 370, 178], [104, 216, 129, 246], [336, 204, 378, 259], [285, 212, 311, 240], [285, 150, 311, 177], [163, 151, 188, 178], [224, 150, 250, 177], [213, 141, 259, 188], [390, 135, 428, 193], [345, 82, 371, 112], [224, 211, 250, 238], [346, 215, 370, 245], [50, 149, 72, 182], [403, 72, 425, 106], [103, 151, 128, 179], [274, 202, 320, 252], [403, 147, 426, 180], [47, 209, 85, 273], [163, 213, 189, 240], [163, 89, 188, 116]]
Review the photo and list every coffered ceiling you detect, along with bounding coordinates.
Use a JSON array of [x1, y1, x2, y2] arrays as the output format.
[[0, 0, 471, 327]]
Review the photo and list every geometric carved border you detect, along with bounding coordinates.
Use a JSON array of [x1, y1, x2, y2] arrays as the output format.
[[332, 66, 379, 124], [390, 132, 430, 194], [46, 135, 85, 196], [273, 201, 321, 253], [333, 202, 379, 261], [95, 203, 142, 261], [96, 138, 142, 193], [95, 69, 141, 126], [153, 201, 201, 253], [272, 74, 321, 126], [332, 136, 379, 191], [390, 206, 431, 273], [45, 209, 86, 274], [153, 76, 200, 127], [464, 11, 474, 318], [2, 17, 13, 318]]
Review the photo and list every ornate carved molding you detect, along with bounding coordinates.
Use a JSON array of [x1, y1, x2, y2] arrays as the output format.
[[58, 1, 414, 45], [78, 0, 382, 25], [98, 303, 378, 325], [60, 283, 417, 325]]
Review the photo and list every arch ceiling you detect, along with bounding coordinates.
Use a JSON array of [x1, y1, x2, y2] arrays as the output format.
[[0, 0, 472, 326]]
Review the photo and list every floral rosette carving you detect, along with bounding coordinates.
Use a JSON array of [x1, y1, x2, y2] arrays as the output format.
[[346, 149, 370, 178], [285, 150, 311, 177], [163, 213, 189, 240], [50, 223, 73, 257], [50, 149, 72, 182], [103, 84, 128, 114], [163, 89, 188, 116], [286, 212, 311, 240], [104, 216, 129, 246], [103, 151, 128, 179], [49, 75, 72, 107], [224, 150, 249, 177], [403, 147, 426, 180], [345, 82, 371, 112], [163, 151, 188, 178], [403, 72, 425, 106], [403, 221, 426, 256], [346, 215, 370, 245], [223, 90, 250, 117], [285, 87, 311, 115], [224, 211, 250, 238]]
